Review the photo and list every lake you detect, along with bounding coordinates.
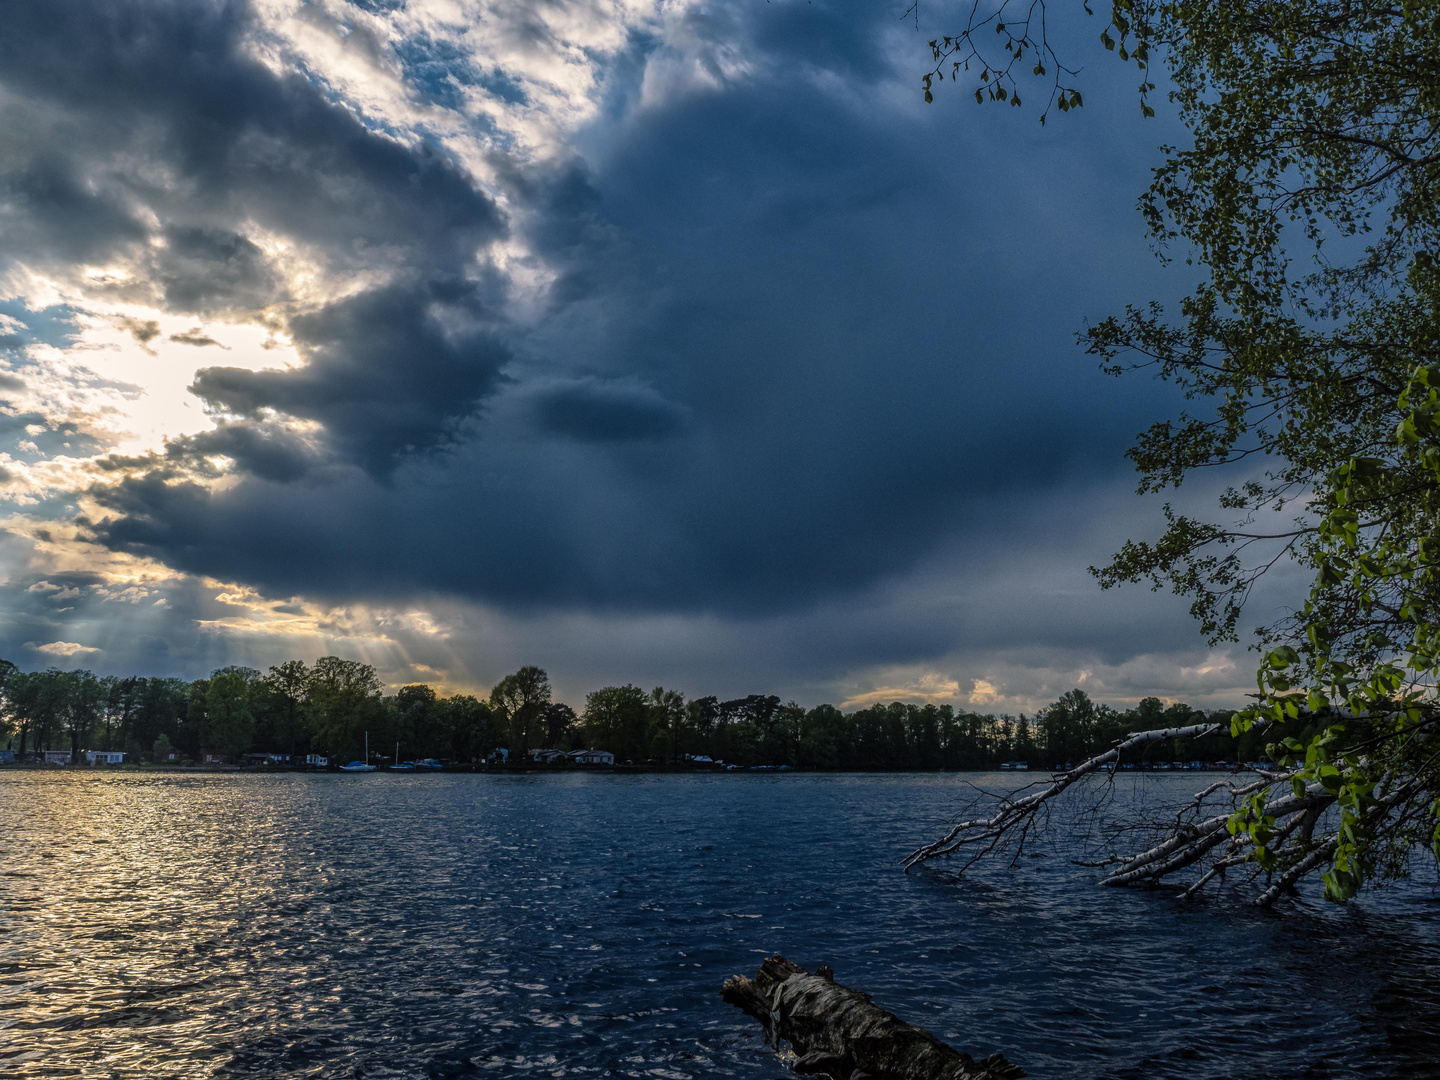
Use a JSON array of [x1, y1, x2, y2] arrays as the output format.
[[2, 771, 1438, 1078]]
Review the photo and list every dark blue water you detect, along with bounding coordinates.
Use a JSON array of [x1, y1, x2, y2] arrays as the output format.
[[2, 771, 1439, 1079]]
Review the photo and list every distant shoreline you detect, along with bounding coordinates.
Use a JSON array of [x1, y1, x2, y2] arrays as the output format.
[[0, 761, 1253, 776]]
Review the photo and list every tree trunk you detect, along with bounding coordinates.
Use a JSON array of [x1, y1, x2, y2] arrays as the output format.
[[723, 955, 1022, 1080]]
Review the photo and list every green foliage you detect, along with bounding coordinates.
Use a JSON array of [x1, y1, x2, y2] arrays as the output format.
[[931, 0, 1440, 898], [921, 0, 1151, 122], [582, 684, 651, 763], [489, 665, 552, 755], [1108, 2, 1440, 900], [257, 659, 311, 757], [394, 683, 440, 759], [0, 653, 1244, 776], [59, 670, 104, 763], [442, 695, 498, 761], [0, 658, 16, 744], [308, 656, 386, 762], [204, 670, 256, 760], [921, 0, 1440, 900]]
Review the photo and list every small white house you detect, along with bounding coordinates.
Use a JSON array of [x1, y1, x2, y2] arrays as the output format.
[[85, 750, 125, 765], [305, 753, 329, 768], [42, 750, 72, 765], [568, 748, 615, 766]]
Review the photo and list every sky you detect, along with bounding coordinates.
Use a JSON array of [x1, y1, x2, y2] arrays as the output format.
[[0, 0, 1291, 712]]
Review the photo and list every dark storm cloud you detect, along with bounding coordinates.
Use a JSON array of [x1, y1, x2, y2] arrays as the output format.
[[169, 329, 225, 349], [0, 0, 502, 285], [528, 377, 689, 442], [75, 0, 1188, 622], [96, 420, 319, 485], [0, 0, 1233, 706], [0, 0, 510, 470], [152, 227, 278, 314], [117, 318, 162, 347], [191, 280, 512, 473]]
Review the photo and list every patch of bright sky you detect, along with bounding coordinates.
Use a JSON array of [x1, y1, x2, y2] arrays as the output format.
[[68, 307, 294, 456], [0, 290, 299, 469], [249, 0, 688, 169], [2, 0, 715, 491], [837, 654, 1252, 714], [0, 2, 775, 685]]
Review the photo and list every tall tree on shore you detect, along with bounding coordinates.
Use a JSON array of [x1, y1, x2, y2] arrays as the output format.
[[583, 684, 649, 763], [647, 687, 685, 763], [60, 670, 103, 764], [394, 683, 440, 760], [543, 702, 578, 750], [263, 660, 311, 760], [98, 675, 142, 752], [204, 670, 256, 761], [908, 0, 1440, 902], [489, 666, 551, 757], [308, 657, 385, 761], [0, 659, 17, 749], [440, 694, 495, 762], [8, 670, 64, 758], [687, 696, 720, 744], [136, 677, 190, 757]]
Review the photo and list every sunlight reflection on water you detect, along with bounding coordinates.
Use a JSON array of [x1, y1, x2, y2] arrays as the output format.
[[1, 771, 1438, 1078]]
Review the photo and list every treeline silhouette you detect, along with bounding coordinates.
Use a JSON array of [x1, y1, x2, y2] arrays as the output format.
[[0, 657, 1258, 768]]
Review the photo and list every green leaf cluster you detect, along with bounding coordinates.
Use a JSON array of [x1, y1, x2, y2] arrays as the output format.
[[1080, 0, 1440, 900], [918, 0, 1440, 900]]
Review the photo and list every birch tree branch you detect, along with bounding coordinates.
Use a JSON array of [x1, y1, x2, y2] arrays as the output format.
[[902, 723, 1222, 871]]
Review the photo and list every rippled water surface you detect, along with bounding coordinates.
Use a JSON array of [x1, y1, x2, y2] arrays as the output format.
[[3, 771, 1440, 1079]]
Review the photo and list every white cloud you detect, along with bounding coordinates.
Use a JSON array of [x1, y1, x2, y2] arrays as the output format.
[[842, 673, 963, 709], [26, 640, 100, 657], [969, 678, 1000, 706]]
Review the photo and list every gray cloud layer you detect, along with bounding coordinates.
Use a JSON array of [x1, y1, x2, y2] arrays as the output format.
[[2, 0, 511, 474], [0, 0, 1255, 706]]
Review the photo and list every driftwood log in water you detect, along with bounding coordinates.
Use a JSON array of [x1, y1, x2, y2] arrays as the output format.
[[722, 955, 1022, 1080]]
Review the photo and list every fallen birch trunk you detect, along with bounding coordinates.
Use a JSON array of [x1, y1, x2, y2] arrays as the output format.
[[722, 955, 1022, 1080]]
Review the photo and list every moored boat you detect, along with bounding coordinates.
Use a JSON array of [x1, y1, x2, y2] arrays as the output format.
[[339, 732, 377, 771]]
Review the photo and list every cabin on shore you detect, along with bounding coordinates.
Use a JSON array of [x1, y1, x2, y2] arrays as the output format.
[[85, 750, 125, 765], [568, 748, 615, 766]]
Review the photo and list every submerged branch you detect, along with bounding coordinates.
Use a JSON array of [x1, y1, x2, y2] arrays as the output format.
[[902, 722, 1220, 872]]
